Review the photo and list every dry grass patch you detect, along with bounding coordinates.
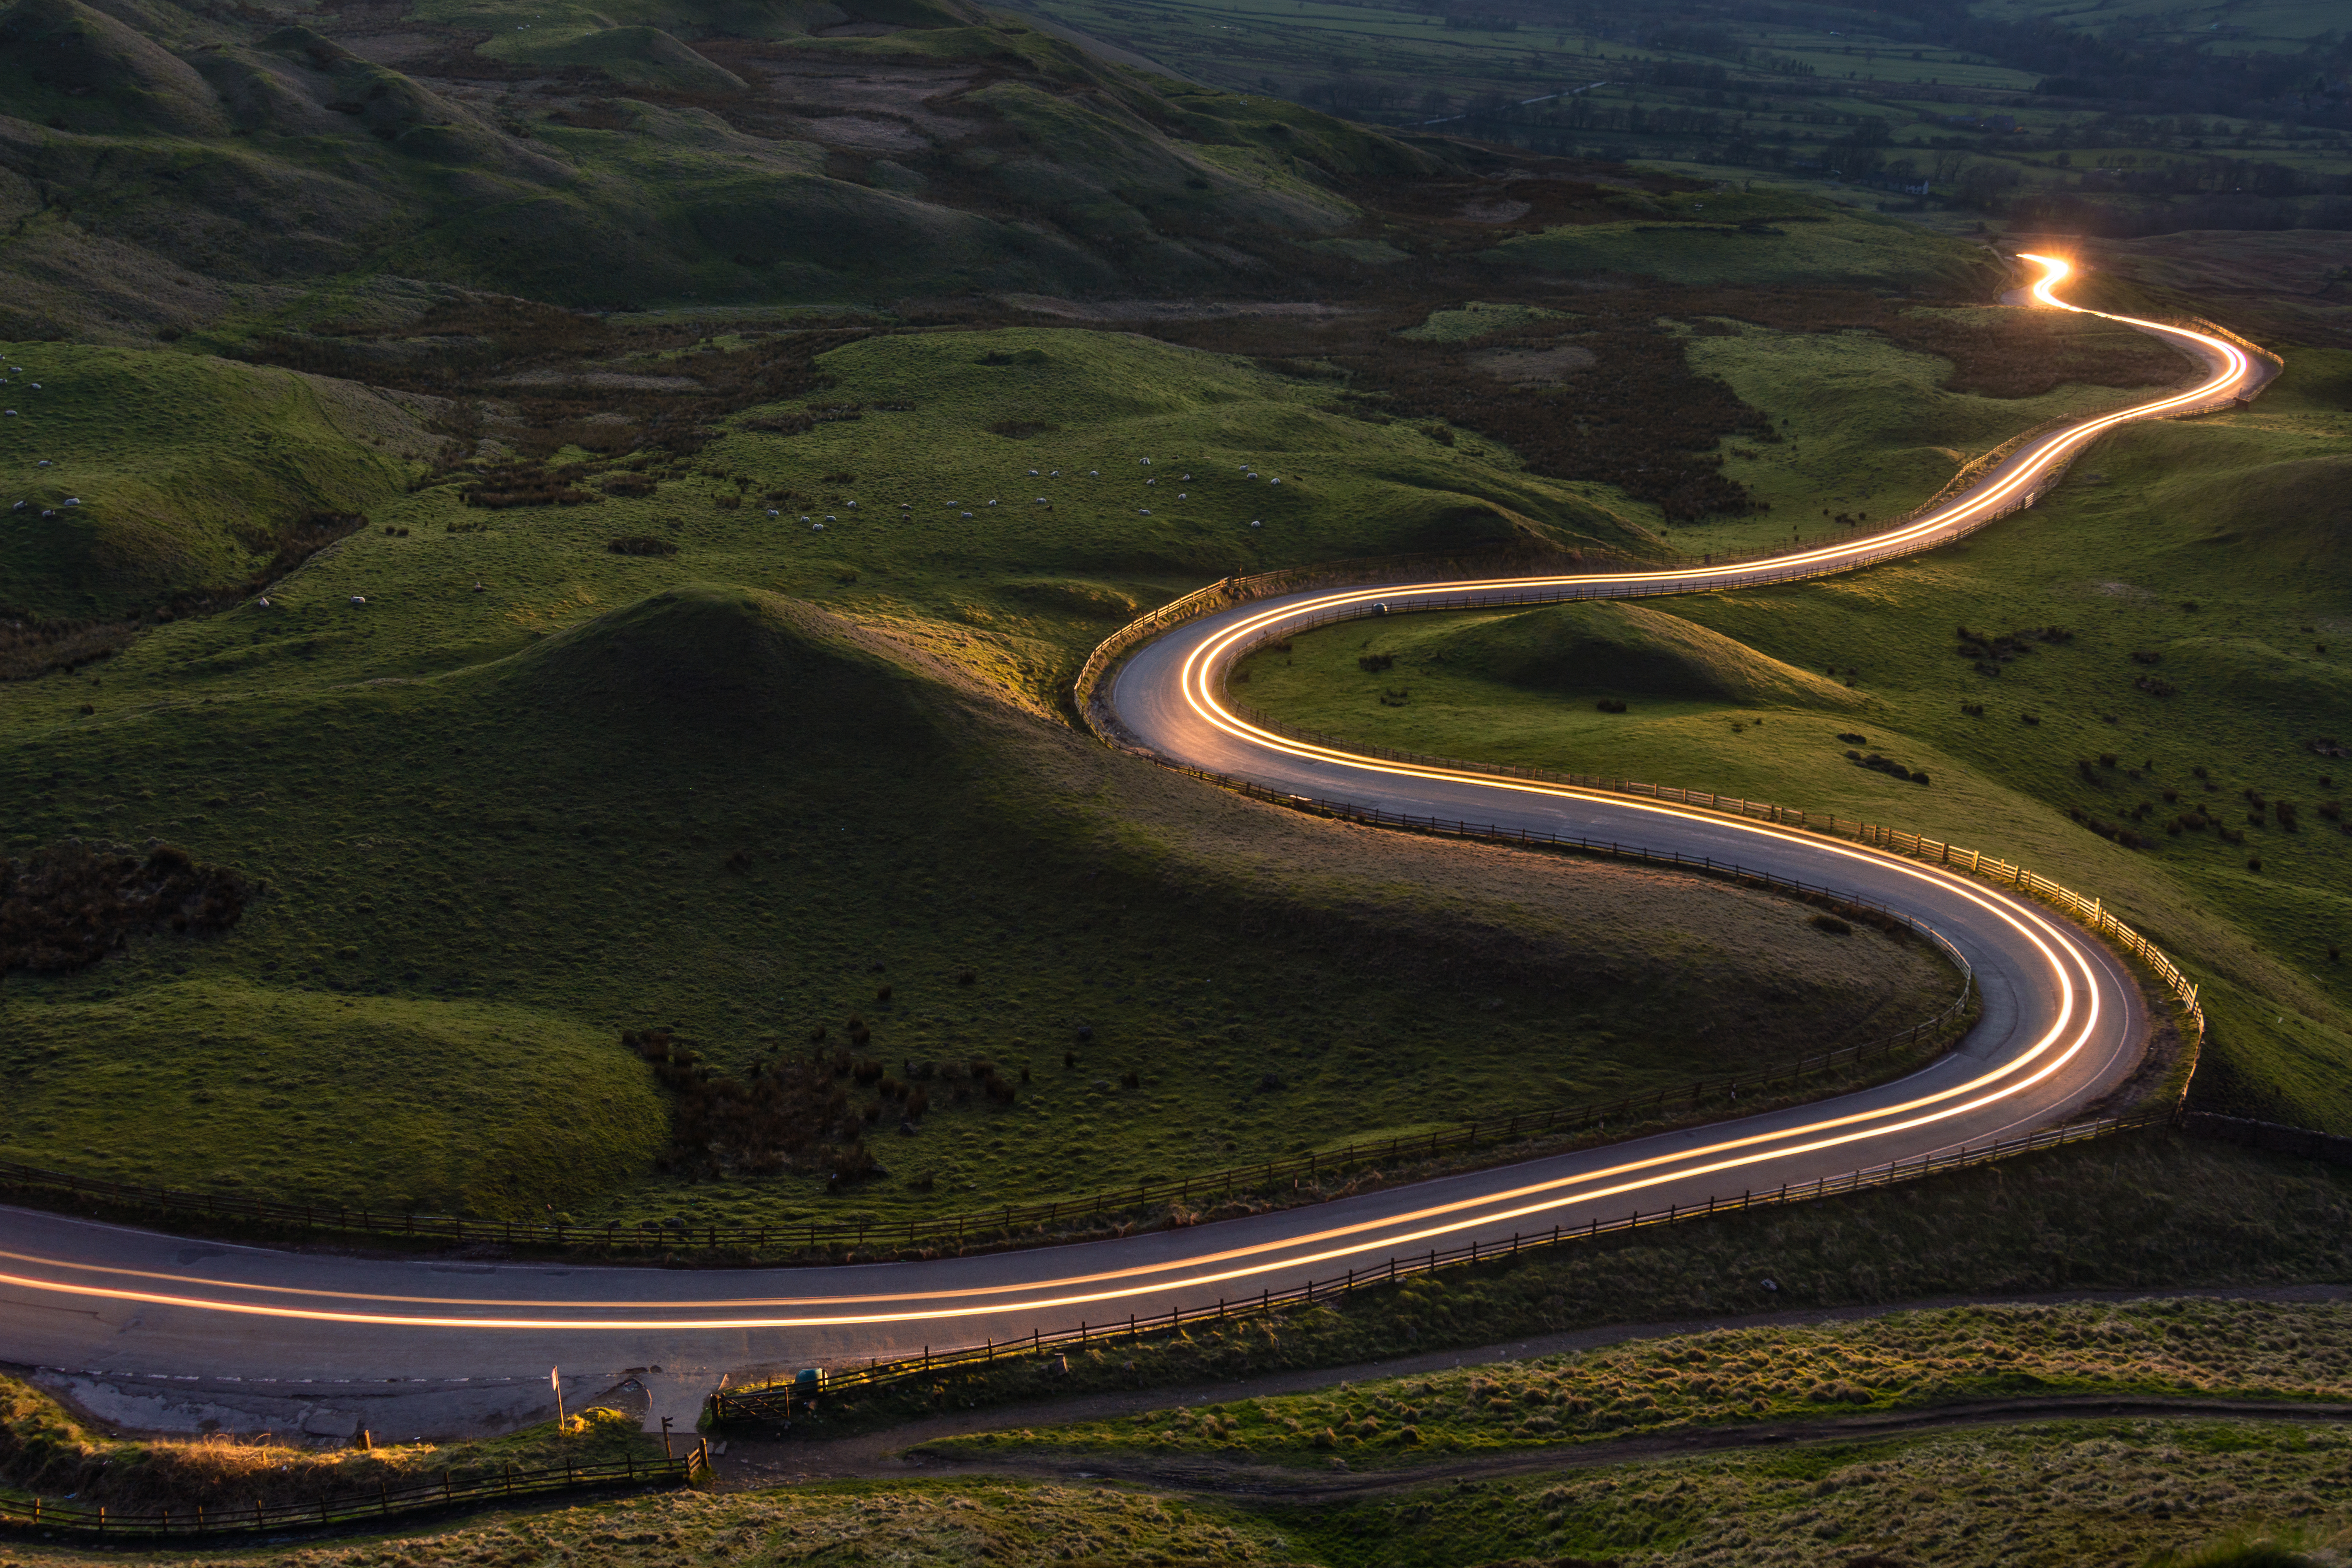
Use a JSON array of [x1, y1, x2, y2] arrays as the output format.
[[933, 1299, 2352, 1464]]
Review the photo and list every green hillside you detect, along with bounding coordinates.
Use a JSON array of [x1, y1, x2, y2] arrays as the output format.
[[0, 344, 436, 627]]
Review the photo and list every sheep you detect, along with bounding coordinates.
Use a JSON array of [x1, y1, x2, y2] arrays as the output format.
[[1271, 478, 1282, 485], [961, 511, 973, 517], [350, 594, 367, 605], [473, 580, 485, 593], [1178, 492, 1186, 499], [801, 515, 811, 522], [1089, 470, 1099, 476], [10, 500, 21, 511], [36, 459, 49, 467], [812, 522, 825, 531], [988, 499, 997, 506], [40, 509, 55, 518], [1035, 497, 1047, 503], [257, 596, 271, 608], [63, 498, 79, 507], [1251, 520, 1261, 528], [846, 500, 856, 508], [768, 508, 780, 516], [825, 514, 837, 522], [1050, 470, 1061, 477], [1139, 508, 1151, 515], [1028, 468, 1040, 476]]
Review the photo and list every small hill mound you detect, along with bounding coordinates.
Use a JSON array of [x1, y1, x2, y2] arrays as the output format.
[[2156, 454, 2352, 575], [490, 584, 934, 756], [524, 27, 749, 93], [260, 26, 488, 144], [1428, 600, 1864, 708], [0, 0, 228, 135], [0, 345, 421, 624]]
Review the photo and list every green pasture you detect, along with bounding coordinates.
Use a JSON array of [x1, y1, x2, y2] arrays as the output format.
[[0, 345, 424, 621]]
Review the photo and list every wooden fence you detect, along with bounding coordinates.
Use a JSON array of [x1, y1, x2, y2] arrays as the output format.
[[710, 1106, 2175, 1427], [0, 1448, 707, 1543], [1150, 716, 2206, 1089]]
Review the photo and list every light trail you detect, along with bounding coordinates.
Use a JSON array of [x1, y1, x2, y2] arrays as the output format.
[[0, 257, 2231, 1352]]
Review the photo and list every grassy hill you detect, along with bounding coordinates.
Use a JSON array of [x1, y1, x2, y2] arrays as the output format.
[[0, 343, 441, 630], [0, 346, 1959, 1221]]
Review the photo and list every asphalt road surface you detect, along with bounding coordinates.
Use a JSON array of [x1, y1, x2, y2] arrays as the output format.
[[0, 259, 2260, 1441]]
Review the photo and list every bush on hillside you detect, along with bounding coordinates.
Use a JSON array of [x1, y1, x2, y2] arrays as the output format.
[[0, 841, 248, 974]]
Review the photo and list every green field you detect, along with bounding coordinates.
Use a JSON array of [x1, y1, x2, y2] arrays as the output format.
[[1237, 346, 2352, 1132]]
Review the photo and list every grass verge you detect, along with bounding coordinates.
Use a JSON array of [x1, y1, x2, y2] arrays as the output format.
[[924, 1297, 2352, 1465], [755, 1133, 2352, 1438]]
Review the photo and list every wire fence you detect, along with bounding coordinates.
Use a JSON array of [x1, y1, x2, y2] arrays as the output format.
[[0, 1449, 708, 1544], [711, 1106, 2177, 1427]]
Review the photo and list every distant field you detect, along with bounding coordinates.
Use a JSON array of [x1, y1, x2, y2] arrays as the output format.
[[1009, 0, 2352, 271]]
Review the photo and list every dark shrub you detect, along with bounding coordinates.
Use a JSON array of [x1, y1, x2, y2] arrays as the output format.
[[0, 841, 249, 973], [1596, 698, 1628, 713], [1810, 914, 1852, 935], [608, 536, 677, 557]]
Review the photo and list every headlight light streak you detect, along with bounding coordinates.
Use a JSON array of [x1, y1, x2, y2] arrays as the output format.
[[0, 256, 2189, 1346]]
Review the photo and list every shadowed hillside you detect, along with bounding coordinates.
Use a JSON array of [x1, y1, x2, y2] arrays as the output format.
[[0, 0, 1442, 337]]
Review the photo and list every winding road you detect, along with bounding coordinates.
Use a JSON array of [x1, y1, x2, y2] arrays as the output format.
[[0, 258, 2270, 1443]]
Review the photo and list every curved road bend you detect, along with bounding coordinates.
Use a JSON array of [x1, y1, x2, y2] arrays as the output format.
[[0, 259, 2257, 1440]]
